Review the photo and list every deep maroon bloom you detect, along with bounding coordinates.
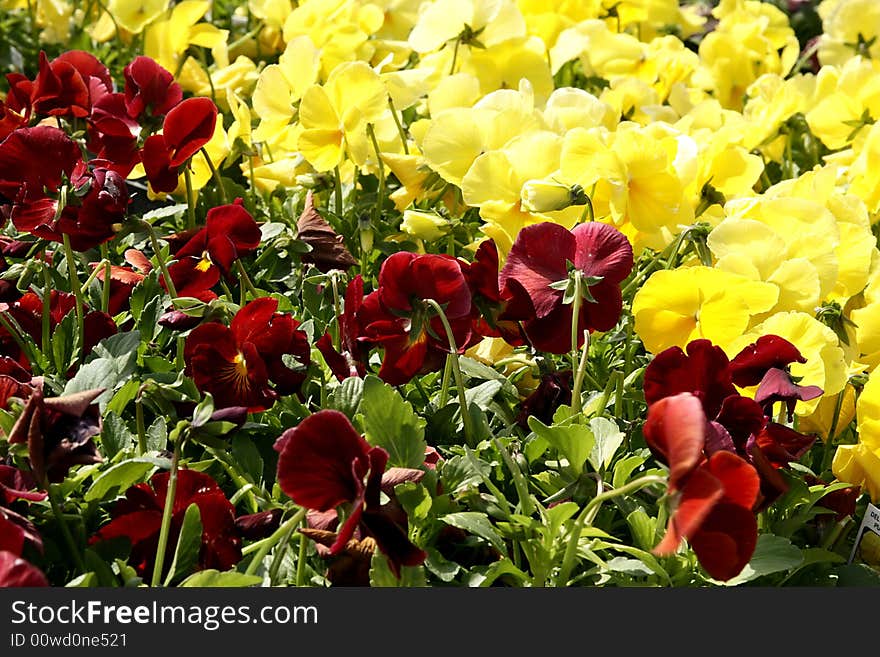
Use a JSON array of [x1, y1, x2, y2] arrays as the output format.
[[184, 297, 310, 411], [87, 92, 142, 177], [643, 393, 760, 581], [164, 199, 261, 297], [8, 384, 104, 484], [360, 251, 472, 385], [275, 410, 427, 576], [90, 469, 241, 580], [30, 50, 112, 118], [499, 222, 633, 354], [316, 275, 371, 381], [515, 370, 573, 428], [0, 357, 35, 409], [0, 464, 46, 506], [140, 97, 217, 192], [234, 509, 283, 540], [0, 551, 48, 587], [0, 507, 43, 557], [123, 56, 183, 120]]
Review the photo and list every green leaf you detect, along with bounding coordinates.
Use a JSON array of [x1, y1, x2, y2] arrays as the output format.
[[65, 573, 98, 587], [395, 481, 432, 523], [84, 459, 158, 502], [146, 416, 167, 452], [464, 379, 502, 410], [52, 311, 76, 374], [424, 549, 460, 583], [587, 417, 625, 471], [357, 375, 426, 469], [625, 508, 657, 552], [64, 331, 140, 410], [467, 559, 530, 587], [231, 434, 264, 484], [106, 378, 141, 416], [612, 451, 649, 488], [179, 570, 262, 587], [164, 503, 203, 586], [722, 535, 804, 586], [100, 411, 133, 459], [527, 416, 594, 472], [328, 376, 364, 419], [369, 553, 428, 587], [441, 512, 506, 553]]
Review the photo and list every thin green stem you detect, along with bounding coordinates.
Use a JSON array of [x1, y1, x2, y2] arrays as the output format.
[[47, 483, 87, 574], [235, 259, 259, 301], [244, 507, 307, 576], [201, 147, 228, 205], [151, 435, 183, 587], [268, 517, 298, 585], [296, 519, 309, 587], [425, 299, 475, 446], [330, 272, 342, 352], [41, 263, 52, 360], [62, 234, 85, 362], [439, 355, 453, 409], [184, 165, 197, 230], [570, 271, 583, 372], [367, 123, 386, 225], [570, 330, 590, 416], [449, 37, 461, 75], [78, 258, 110, 296], [557, 475, 665, 585], [144, 222, 180, 302], [333, 165, 344, 218], [388, 98, 409, 154], [135, 394, 147, 455]]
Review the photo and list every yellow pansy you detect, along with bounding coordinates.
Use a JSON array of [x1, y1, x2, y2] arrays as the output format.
[[283, 0, 386, 77], [550, 19, 652, 80], [632, 266, 778, 355], [427, 73, 482, 115], [800, 381, 857, 442], [144, 0, 228, 75], [400, 209, 449, 241], [806, 58, 880, 150], [252, 36, 320, 123], [297, 61, 389, 172], [846, 121, 880, 214], [408, 0, 526, 55], [741, 73, 815, 151], [818, 0, 880, 67], [106, 0, 169, 34], [833, 370, 880, 501], [541, 87, 617, 134], [177, 55, 259, 106], [516, 0, 600, 49], [35, 0, 73, 43]]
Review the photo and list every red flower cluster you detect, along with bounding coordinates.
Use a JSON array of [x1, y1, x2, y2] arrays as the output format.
[[183, 297, 310, 412], [643, 335, 824, 580], [0, 463, 48, 587]]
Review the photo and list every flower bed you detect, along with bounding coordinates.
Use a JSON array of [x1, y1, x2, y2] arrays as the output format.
[[1, 0, 879, 588]]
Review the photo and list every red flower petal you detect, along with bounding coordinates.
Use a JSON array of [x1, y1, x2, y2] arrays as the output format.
[[123, 56, 182, 119], [141, 133, 179, 193], [205, 199, 261, 271], [754, 422, 817, 469], [572, 221, 634, 284], [276, 409, 374, 511], [689, 503, 758, 581], [653, 466, 724, 556], [643, 393, 707, 492], [0, 125, 81, 199], [729, 334, 806, 387], [0, 551, 48, 587], [704, 450, 761, 510], [162, 97, 217, 167]]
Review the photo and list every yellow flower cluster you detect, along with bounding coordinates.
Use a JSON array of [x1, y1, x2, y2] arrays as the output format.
[[12, 0, 880, 498]]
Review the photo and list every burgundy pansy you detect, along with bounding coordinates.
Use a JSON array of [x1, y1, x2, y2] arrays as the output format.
[[0, 506, 44, 557], [183, 297, 310, 412], [0, 551, 48, 587], [499, 222, 633, 354], [360, 251, 472, 386], [8, 384, 104, 484], [643, 393, 760, 581], [316, 275, 371, 381], [163, 199, 261, 298], [275, 410, 427, 576], [123, 56, 183, 120], [90, 469, 241, 580], [141, 96, 217, 193], [30, 50, 112, 119], [0, 464, 46, 506]]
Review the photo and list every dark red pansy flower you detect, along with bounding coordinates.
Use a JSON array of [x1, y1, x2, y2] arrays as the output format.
[[87, 92, 142, 178], [184, 297, 310, 411], [162, 96, 217, 168], [8, 384, 104, 484], [0, 464, 46, 506], [0, 505, 44, 556], [515, 370, 572, 428], [141, 133, 179, 194], [0, 551, 48, 587], [123, 56, 183, 120], [644, 393, 760, 581], [234, 509, 283, 540], [0, 357, 35, 409], [163, 199, 261, 297], [0, 125, 81, 202], [753, 422, 816, 469], [90, 469, 241, 580], [754, 368, 823, 422], [30, 51, 92, 118], [275, 410, 427, 576], [644, 339, 737, 420], [0, 291, 117, 369], [498, 222, 633, 354], [360, 251, 472, 385], [316, 275, 371, 381]]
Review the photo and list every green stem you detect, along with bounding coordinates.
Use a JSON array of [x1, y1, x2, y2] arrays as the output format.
[[557, 475, 665, 585], [570, 271, 583, 372], [333, 165, 343, 218], [41, 263, 52, 359], [438, 354, 453, 409], [367, 123, 386, 224], [201, 147, 228, 205], [425, 299, 475, 446], [244, 507, 307, 576], [234, 259, 259, 301], [296, 518, 309, 587], [184, 165, 197, 230], [62, 234, 85, 362], [570, 330, 590, 416], [78, 258, 110, 296], [151, 435, 183, 587], [493, 437, 535, 516], [48, 483, 87, 574], [0, 313, 36, 369], [268, 517, 298, 585], [330, 272, 342, 352], [449, 37, 461, 75], [388, 98, 409, 154], [135, 394, 148, 455], [144, 222, 180, 302]]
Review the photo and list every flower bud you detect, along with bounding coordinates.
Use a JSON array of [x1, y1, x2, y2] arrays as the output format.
[[520, 179, 587, 213], [400, 209, 449, 241]]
